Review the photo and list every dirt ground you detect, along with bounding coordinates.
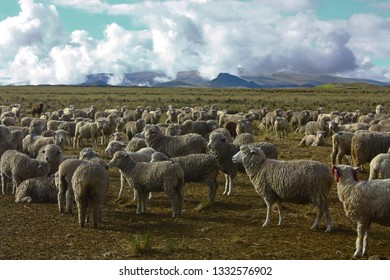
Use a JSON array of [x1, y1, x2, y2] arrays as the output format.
[[0, 133, 389, 260]]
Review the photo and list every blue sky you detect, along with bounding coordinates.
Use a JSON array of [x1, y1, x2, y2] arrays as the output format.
[[0, 0, 389, 85]]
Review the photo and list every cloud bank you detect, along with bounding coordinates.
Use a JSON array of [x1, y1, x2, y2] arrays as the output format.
[[0, 0, 389, 85]]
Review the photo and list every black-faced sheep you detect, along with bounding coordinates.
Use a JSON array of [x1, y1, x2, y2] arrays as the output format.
[[232, 144, 333, 232]]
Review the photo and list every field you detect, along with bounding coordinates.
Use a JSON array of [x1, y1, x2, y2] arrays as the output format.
[[0, 84, 390, 260]]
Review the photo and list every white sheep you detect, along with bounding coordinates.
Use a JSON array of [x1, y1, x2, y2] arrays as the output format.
[[333, 164, 390, 258], [108, 151, 185, 217], [330, 131, 354, 165], [298, 130, 326, 147], [274, 116, 288, 140], [1, 150, 50, 195], [15, 175, 58, 203], [232, 144, 333, 232], [369, 153, 390, 180], [72, 161, 110, 228]]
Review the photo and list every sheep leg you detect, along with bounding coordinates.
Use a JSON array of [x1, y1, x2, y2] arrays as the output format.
[[223, 174, 229, 195], [77, 198, 88, 227], [116, 172, 125, 200], [207, 178, 218, 202], [1, 174, 8, 195], [276, 201, 284, 226], [58, 189, 66, 213], [91, 201, 100, 228], [166, 190, 181, 218], [354, 221, 369, 258], [362, 223, 371, 257], [12, 176, 22, 195], [65, 188, 75, 214], [135, 189, 144, 214], [262, 199, 273, 227]]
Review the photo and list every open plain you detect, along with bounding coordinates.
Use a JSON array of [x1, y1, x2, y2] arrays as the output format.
[[0, 84, 390, 260]]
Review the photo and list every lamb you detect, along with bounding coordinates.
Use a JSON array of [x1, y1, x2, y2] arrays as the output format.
[[207, 131, 278, 196], [368, 153, 390, 180], [0, 126, 23, 157], [151, 152, 220, 202], [144, 124, 207, 157], [298, 131, 326, 147], [232, 144, 333, 232], [351, 131, 390, 168], [333, 164, 390, 257], [72, 161, 110, 228], [274, 116, 288, 140], [36, 144, 64, 175], [331, 131, 354, 165], [1, 150, 50, 195], [15, 175, 58, 203], [108, 151, 185, 217]]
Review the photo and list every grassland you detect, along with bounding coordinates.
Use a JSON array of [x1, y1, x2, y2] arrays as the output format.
[[0, 83, 389, 260]]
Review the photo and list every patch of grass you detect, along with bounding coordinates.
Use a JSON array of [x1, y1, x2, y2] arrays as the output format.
[[119, 232, 154, 256]]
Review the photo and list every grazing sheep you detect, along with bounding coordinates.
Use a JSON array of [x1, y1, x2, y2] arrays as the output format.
[[144, 124, 207, 157], [36, 144, 64, 175], [109, 151, 185, 217], [369, 153, 390, 180], [72, 161, 110, 228], [333, 164, 390, 257], [207, 131, 278, 196], [274, 117, 288, 140], [15, 175, 58, 203], [151, 152, 220, 202], [1, 150, 50, 195], [351, 131, 390, 168], [331, 131, 354, 165], [232, 144, 333, 232], [298, 131, 326, 147]]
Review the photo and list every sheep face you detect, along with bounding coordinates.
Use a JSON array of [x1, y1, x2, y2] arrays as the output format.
[[79, 147, 98, 160], [108, 151, 136, 170], [232, 145, 266, 166], [144, 124, 162, 142], [207, 132, 228, 151], [104, 141, 126, 158]]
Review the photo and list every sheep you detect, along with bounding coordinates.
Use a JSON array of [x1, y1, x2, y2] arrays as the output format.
[[73, 121, 101, 149], [351, 131, 390, 168], [151, 152, 220, 202], [144, 124, 207, 157], [232, 133, 255, 146], [236, 119, 254, 135], [368, 153, 390, 180], [232, 144, 333, 232], [333, 164, 390, 258], [15, 175, 58, 203], [1, 150, 50, 195], [331, 131, 354, 165], [124, 119, 145, 140], [122, 106, 144, 121], [274, 116, 288, 140], [264, 108, 284, 131], [207, 131, 278, 196], [96, 117, 117, 145], [108, 151, 185, 217], [305, 118, 329, 137], [22, 135, 55, 158], [191, 120, 218, 138], [36, 144, 64, 175], [142, 108, 162, 124], [72, 161, 110, 228], [125, 137, 147, 152], [0, 126, 23, 157], [328, 121, 369, 134], [368, 124, 390, 133], [298, 131, 326, 147], [31, 102, 44, 118], [29, 118, 46, 135], [53, 129, 69, 149]]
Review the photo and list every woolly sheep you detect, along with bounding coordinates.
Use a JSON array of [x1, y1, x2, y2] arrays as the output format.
[[1, 150, 50, 195], [207, 131, 278, 196], [36, 144, 64, 175], [333, 164, 390, 257], [331, 131, 354, 165], [191, 120, 218, 138], [351, 131, 390, 168], [73, 121, 101, 149], [144, 124, 207, 157], [236, 119, 254, 135], [29, 119, 46, 135], [369, 153, 390, 180], [151, 152, 220, 202], [22, 134, 55, 158], [232, 133, 255, 146], [125, 137, 147, 152], [298, 131, 326, 147], [232, 144, 333, 232], [109, 151, 185, 217], [274, 117, 288, 140], [54, 129, 69, 149], [72, 161, 110, 228], [15, 175, 58, 203]]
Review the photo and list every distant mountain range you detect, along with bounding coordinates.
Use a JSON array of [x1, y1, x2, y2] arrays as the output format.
[[80, 70, 389, 88]]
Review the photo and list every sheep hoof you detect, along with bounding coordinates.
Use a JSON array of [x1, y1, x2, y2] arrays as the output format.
[[324, 226, 333, 233]]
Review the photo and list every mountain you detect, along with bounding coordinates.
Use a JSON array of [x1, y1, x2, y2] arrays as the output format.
[[79, 71, 389, 88]]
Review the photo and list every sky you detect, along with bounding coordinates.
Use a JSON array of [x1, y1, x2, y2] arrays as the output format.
[[0, 0, 389, 85]]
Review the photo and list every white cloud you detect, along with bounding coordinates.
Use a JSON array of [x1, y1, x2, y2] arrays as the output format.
[[0, 0, 389, 85]]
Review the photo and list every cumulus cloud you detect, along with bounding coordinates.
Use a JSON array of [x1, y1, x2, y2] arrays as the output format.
[[0, 0, 389, 85]]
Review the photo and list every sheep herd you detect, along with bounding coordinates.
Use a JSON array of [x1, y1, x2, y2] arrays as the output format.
[[0, 102, 390, 259]]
